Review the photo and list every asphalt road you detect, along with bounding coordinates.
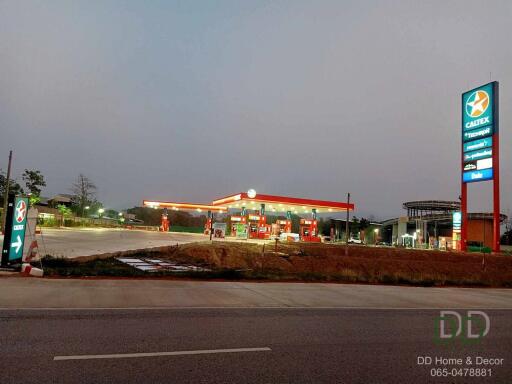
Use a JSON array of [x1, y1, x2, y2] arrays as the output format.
[[1, 308, 510, 384]]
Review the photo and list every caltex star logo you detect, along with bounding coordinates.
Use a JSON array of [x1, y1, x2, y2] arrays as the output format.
[[466, 90, 489, 118], [15, 200, 27, 223]]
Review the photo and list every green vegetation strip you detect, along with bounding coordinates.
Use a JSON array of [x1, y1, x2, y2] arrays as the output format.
[[168, 226, 205, 233]]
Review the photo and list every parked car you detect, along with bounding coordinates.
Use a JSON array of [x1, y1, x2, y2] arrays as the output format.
[[320, 235, 331, 243], [279, 233, 300, 242], [348, 238, 363, 244]]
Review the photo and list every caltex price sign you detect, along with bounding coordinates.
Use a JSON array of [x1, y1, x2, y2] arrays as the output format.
[[462, 82, 497, 183]]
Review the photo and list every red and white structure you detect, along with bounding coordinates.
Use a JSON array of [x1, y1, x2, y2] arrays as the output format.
[[144, 190, 355, 242]]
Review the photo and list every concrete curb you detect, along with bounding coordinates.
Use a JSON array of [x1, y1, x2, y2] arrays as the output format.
[[21, 263, 44, 277]]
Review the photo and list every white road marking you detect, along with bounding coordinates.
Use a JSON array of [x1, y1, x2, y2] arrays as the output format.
[[54, 347, 271, 361]]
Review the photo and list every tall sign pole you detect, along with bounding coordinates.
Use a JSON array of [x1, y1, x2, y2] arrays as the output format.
[[345, 192, 350, 256], [492, 85, 500, 252], [461, 81, 499, 252], [1, 150, 13, 233]]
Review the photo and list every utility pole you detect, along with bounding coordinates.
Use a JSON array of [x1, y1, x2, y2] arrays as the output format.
[[1, 150, 13, 233], [345, 192, 350, 256], [209, 211, 214, 241]]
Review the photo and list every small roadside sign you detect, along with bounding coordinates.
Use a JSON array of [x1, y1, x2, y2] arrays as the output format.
[[1, 195, 29, 267]]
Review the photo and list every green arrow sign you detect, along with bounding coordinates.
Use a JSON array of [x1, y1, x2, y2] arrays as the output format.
[[8, 197, 28, 261]]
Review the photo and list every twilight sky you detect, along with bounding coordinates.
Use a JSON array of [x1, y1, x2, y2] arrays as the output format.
[[1, 0, 511, 219]]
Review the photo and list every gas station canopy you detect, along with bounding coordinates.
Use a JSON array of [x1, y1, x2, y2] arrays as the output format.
[[143, 200, 227, 213], [143, 191, 355, 241], [212, 192, 354, 214]]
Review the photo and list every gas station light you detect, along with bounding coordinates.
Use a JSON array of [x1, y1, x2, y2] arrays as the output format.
[[247, 189, 257, 198]]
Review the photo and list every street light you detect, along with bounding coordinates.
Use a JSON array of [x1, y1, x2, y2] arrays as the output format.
[[81, 206, 91, 226], [374, 228, 379, 245], [98, 208, 105, 218], [118, 212, 123, 216]]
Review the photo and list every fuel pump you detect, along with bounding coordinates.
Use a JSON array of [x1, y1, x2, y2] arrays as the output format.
[[275, 219, 292, 234], [247, 214, 261, 239], [161, 208, 170, 232], [204, 210, 212, 235], [299, 209, 320, 242], [229, 215, 246, 237]]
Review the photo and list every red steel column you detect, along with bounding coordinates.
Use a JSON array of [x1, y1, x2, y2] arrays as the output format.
[[461, 183, 467, 252], [461, 110, 467, 252], [493, 132, 500, 252]]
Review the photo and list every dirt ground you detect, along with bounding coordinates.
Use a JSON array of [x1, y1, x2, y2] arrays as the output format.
[[87, 241, 512, 287]]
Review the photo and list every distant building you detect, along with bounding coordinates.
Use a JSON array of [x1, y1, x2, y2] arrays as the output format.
[[380, 200, 506, 249], [47, 194, 74, 208]]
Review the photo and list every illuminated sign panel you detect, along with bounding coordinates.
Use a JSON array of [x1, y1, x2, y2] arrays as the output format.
[[463, 161, 477, 171], [463, 137, 492, 152], [462, 83, 493, 131], [453, 211, 461, 231], [462, 168, 493, 183], [476, 157, 492, 170], [464, 158, 492, 172], [463, 148, 492, 162], [463, 126, 492, 142], [1, 196, 29, 266], [461, 83, 496, 184]]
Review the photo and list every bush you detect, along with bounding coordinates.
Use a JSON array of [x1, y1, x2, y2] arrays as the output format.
[[169, 226, 204, 234]]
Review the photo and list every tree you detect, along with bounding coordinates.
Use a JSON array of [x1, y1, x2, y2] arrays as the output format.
[[351, 216, 360, 237], [57, 204, 73, 218], [57, 204, 73, 226], [359, 218, 370, 232], [0, 170, 24, 206], [105, 209, 119, 218], [22, 169, 46, 205], [71, 174, 97, 217], [22, 169, 46, 196]]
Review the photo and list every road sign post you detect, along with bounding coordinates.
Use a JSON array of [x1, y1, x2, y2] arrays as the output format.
[[460, 81, 500, 252], [1, 195, 29, 268]]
